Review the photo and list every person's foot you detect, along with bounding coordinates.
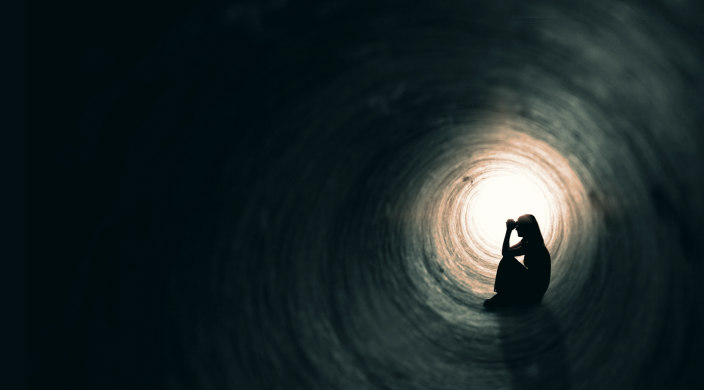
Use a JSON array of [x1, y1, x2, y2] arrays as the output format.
[[483, 294, 504, 309], [485, 293, 543, 309]]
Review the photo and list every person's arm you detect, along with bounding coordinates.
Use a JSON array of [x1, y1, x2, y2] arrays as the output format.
[[502, 219, 525, 257]]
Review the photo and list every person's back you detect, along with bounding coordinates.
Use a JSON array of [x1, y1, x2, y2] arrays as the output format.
[[523, 243, 550, 301]]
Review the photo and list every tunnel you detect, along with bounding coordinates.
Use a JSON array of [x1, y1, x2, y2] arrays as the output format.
[[32, 0, 704, 388]]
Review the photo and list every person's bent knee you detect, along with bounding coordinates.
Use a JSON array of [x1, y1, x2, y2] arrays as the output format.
[[500, 256, 517, 263], [497, 257, 516, 272]]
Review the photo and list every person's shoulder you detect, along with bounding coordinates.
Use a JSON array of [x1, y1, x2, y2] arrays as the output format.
[[529, 243, 549, 254]]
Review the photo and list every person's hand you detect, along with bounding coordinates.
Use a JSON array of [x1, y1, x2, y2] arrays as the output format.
[[506, 219, 517, 230]]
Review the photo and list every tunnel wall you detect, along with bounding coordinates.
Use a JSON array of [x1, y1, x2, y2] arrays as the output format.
[[32, 0, 704, 388]]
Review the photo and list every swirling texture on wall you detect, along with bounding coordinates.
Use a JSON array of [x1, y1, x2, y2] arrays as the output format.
[[33, 0, 704, 388]]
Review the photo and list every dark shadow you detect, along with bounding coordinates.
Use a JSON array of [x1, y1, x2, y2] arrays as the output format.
[[495, 304, 570, 389]]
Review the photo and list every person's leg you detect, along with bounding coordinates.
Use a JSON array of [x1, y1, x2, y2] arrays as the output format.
[[494, 256, 526, 295], [486, 256, 528, 308]]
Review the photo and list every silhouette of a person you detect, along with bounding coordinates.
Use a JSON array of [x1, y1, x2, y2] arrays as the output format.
[[484, 214, 551, 308]]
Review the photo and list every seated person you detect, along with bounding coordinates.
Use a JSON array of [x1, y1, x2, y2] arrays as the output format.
[[484, 214, 551, 308]]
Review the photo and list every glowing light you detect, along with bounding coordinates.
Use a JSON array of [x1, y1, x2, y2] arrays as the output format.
[[415, 125, 593, 297], [470, 172, 551, 252]]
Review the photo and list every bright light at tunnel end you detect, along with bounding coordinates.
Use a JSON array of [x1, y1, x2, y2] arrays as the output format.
[[469, 171, 552, 253], [423, 127, 591, 297]]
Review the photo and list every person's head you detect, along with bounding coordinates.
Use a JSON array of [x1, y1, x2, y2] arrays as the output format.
[[515, 214, 545, 246]]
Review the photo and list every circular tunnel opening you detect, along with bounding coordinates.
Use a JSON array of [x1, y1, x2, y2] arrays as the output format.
[[418, 126, 592, 298]]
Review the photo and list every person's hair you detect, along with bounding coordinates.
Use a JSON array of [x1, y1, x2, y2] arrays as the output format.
[[517, 214, 545, 247]]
